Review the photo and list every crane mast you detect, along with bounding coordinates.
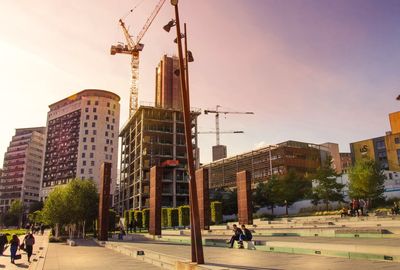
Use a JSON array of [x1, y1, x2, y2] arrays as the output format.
[[111, 0, 166, 117]]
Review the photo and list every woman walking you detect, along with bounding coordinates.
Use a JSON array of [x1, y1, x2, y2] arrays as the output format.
[[9, 234, 20, 264], [24, 232, 35, 263]]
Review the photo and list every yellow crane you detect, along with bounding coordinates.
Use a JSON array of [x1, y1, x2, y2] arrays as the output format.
[[111, 0, 166, 117]]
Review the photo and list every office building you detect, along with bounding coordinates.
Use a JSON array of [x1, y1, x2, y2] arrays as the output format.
[[41, 89, 120, 198], [0, 127, 45, 213]]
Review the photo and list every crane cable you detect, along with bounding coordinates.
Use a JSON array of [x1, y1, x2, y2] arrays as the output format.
[[121, 0, 146, 20]]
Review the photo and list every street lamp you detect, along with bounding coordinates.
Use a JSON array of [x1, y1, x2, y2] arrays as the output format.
[[163, 0, 204, 264]]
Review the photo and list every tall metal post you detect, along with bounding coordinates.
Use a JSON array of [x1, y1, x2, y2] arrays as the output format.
[[172, 0, 204, 264]]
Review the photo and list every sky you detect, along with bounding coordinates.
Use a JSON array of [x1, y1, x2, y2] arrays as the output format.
[[0, 0, 400, 165]]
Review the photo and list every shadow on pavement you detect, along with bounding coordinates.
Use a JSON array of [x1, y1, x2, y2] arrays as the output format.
[[207, 263, 282, 270]]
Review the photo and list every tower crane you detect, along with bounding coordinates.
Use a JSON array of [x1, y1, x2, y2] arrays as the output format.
[[111, 0, 166, 117], [204, 105, 254, 146]]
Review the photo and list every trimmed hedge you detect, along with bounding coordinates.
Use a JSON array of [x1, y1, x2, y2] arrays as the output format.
[[161, 208, 168, 228], [178, 205, 190, 226], [134, 211, 143, 228], [123, 210, 129, 228], [129, 210, 135, 225], [142, 209, 150, 229], [211, 201, 222, 225], [167, 208, 179, 227]]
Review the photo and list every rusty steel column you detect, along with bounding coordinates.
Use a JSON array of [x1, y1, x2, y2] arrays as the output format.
[[149, 166, 163, 236], [236, 170, 253, 225], [98, 162, 112, 241], [196, 168, 210, 230], [173, 1, 204, 264]]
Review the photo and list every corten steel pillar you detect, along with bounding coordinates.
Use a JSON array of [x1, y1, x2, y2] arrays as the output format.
[[195, 168, 210, 230], [236, 170, 253, 225], [98, 162, 112, 241], [149, 166, 163, 236], [172, 0, 204, 264]]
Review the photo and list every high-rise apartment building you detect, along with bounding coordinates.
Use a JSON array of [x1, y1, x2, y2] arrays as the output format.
[[41, 89, 120, 198], [155, 55, 182, 110], [0, 127, 45, 213], [118, 105, 200, 212]]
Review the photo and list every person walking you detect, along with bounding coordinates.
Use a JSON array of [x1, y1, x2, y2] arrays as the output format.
[[0, 233, 8, 255], [9, 234, 20, 264], [24, 232, 35, 263]]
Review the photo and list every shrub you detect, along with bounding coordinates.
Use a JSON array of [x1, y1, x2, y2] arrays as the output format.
[[178, 205, 190, 226], [123, 210, 129, 228], [167, 208, 179, 228], [162, 208, 168, 228], [129, 210, 135, 225], [211, 201, 222, 225], [142, 209, 150, 229], [134, 211, 143, 229]]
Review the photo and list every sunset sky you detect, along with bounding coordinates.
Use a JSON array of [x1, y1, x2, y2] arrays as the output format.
[[0, 0, 400, 165]]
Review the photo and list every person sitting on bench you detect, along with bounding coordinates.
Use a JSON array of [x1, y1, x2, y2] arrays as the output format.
[[238, 225, 253, 248], [227, 224, 242, 248]]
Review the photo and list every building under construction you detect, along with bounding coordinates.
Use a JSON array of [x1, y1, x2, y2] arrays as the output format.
[[118, 105, 200, 211], [202, 140, 333, 189]]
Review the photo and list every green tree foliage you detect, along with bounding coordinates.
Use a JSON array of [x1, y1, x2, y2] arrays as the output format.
[[252, 175, 280, 214], [278, 170, 311, 215], [348, 158, 385, 206], [311, 157, 344, 210], [123, 210, 129, 228], [210, 201, 222, 225], [109, 209, 117, 231], [28, 210, 44, 224], [211, 189, 237, 215], [128, 210, 135, 225], [178, 205, 190, 226], [42, 179, 98, 237], [28, 201, 44, 214]]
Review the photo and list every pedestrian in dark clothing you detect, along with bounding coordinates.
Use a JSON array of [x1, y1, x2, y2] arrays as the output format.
[[227, 224, 242, 248], [9, 234, 20, 264], [24, 232, 35, 263], [0, 233, 8, 255], [133, 219, 137, 233], [238, 225, 253, 248], [40, 224, 45, 235], [129, 220, 133, 233]]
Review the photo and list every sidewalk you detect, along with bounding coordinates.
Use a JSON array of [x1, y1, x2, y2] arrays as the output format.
[[0, 231, 48, 270], [42, 238, 161, 270]]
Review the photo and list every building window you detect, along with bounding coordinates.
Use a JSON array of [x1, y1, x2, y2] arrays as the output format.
[[90, 153, 94, 158], [87, 101, 91, 105], [92, 145, 96, 150], [107, 124, 110, 130], [106, 139, 109, 144], [113, 104, 116, 109], [106, 116, 109, 122], [107, 102, 110, 107], [395, 137, 400, 144], [85, 108, 89, 113], [82, 153, 85, 158], [83, 160, 86, 166], [105, 154, 108, 160], [91, 137, 95, 143], [93, 130, 97, 135], [108, 110, 111, 115], [84, 145, 87, 150], [89, 168, 93, 174], [111, 125, 114, 131], [111, 133, 114, 138], [83, 137, 87, 142], [111, 147, 114, 153], [112, 118, 115, 123], [95, 101, 99, 106], [85, 130, 89, 135], [92, 122, 96, 128], [94, 115, 98, 120], [84, 122, 88, 127], [86, 115, 89, 120], [81, 168, 84, 174], [91, 160, 95, 166], [104, 146, 108, 151], [397, 149, 400, 165], [105, 131, 109, 137]]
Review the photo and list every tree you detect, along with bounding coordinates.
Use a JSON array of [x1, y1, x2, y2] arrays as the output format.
[[253, 175, 281, 215], [278, 170, 311, 215], [42, 186, 68, 237], [28, 201, 44, 214], [348, 158, 385, 208], [311, 157, 344, 210]]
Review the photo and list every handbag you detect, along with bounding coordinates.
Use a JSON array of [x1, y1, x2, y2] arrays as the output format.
[[15, 254, 22, 260]]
